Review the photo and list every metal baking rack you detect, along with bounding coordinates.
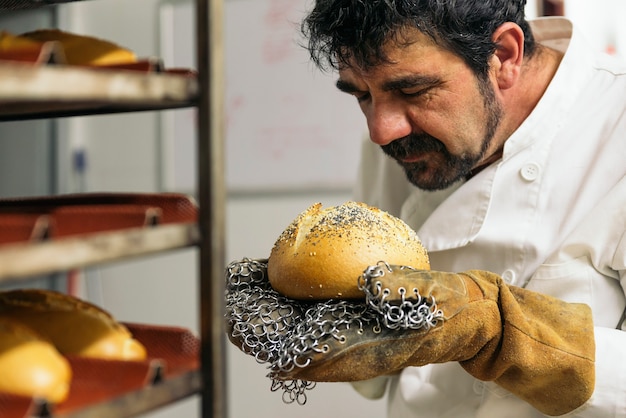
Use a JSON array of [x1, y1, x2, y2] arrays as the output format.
[[0, 0, 226, 416]]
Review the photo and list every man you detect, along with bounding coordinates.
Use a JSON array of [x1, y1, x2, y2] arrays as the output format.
[[297, 0, 626, 416]]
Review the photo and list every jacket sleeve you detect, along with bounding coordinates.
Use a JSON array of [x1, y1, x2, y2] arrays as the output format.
[[567, 326, 626, 417], [568, 230, 626, 417], [350, 376, 390, 400]]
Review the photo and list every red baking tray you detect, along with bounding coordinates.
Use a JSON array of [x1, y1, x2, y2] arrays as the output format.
[[0, 393, 40, 418], [0, 192, 198, 246], [0, 322, 200, 417]]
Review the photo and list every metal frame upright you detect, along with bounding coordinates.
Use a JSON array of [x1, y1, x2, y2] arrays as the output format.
[[196, 0, 227, 417]]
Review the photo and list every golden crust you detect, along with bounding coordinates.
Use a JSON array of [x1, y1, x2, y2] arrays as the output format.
[[268, 201, 430, 300], [0, 317, 71, 403], [20, 29, 137, 66], [0, 289, 146, 361], [0, 288, 118, 322]]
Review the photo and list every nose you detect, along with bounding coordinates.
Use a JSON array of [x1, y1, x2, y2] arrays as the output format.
[[366, 102, 413, 146]]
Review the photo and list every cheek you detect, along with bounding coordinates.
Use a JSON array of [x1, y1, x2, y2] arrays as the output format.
[[409, 103, 486, 154]]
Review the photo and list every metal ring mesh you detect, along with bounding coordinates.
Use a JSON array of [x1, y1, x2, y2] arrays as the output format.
[[225, 259, 443, 404]]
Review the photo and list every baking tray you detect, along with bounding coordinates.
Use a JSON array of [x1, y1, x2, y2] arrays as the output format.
[[0, 192, 198, 246], [0, 322, 200, 417]]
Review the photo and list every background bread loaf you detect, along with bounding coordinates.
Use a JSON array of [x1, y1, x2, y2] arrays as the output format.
[[0, 317, 71, 403], [267, 201, 430, 300], [20, 29, 137, 66], [0, 289, 146, 361]]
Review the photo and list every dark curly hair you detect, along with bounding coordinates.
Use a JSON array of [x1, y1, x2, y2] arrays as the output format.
[[301, 0, 536, 80]]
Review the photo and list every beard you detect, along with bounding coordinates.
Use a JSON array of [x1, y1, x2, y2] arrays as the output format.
[[381, 77, 502, 191]]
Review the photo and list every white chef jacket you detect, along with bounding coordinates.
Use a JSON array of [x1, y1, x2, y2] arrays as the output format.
[[352, 17, 626, 417]]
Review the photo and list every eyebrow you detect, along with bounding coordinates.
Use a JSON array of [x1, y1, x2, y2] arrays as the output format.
[[336, 74, 443, 94], [336, 79, 362, 94], [381, 74, 442, 92]]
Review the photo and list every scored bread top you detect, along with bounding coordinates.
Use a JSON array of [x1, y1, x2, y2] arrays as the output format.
[[281, 202, 425, 253], [267, 201, 429, 300]]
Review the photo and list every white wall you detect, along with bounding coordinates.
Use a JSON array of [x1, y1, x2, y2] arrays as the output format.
[[564, 0, 626, 56]]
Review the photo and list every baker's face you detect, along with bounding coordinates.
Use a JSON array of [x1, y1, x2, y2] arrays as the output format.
[[337, 29, 503, 190]]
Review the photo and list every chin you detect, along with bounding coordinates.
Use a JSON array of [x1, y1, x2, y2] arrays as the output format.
[[404, 167, 464, 191]]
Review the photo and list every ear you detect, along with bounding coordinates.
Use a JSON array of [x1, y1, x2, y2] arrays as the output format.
[[490, 22, 525, 90]]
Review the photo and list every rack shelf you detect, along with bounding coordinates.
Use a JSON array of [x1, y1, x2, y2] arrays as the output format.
[[2, 368, 202, 418], [1, 322, 202, 418], [55, 370, 202, 418], [0, 223, 199, 283], [0, 61, 199, 120]]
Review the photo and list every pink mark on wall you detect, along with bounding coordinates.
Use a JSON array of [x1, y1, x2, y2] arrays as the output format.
[[262, 0, 298, 64]]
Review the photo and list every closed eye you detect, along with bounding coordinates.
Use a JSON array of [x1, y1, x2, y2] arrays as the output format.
[[336, 79, 370, 102], [355, 91, 371, 103], [400, 87, 431, 98], [384, 75, 442, 99]]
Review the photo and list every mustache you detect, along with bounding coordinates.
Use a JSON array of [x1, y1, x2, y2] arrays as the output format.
[[381, 133, 448, 160]]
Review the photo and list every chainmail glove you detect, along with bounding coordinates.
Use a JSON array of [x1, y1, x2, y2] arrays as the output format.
[[225, 260, 595, 415], [225, 259, 442, 404]]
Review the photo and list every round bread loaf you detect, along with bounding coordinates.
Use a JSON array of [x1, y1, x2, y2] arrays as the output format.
[[267, 201, 430, 300], [0, 317, 71, 403]]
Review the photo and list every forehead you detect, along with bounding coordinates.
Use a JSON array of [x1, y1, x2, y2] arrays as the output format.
[[338, 27, 464, 81]]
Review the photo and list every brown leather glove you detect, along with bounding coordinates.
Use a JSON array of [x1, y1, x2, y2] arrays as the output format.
[[285, 264, 595, 416]]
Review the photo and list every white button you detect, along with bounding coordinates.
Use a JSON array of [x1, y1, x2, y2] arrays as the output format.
[[520, 162, 540, 182], [502, 269, 516, 283], [473, 380, 484, 395]]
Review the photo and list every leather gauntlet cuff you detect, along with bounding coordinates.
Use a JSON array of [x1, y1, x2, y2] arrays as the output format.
[[459, 270, 596, 416]]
